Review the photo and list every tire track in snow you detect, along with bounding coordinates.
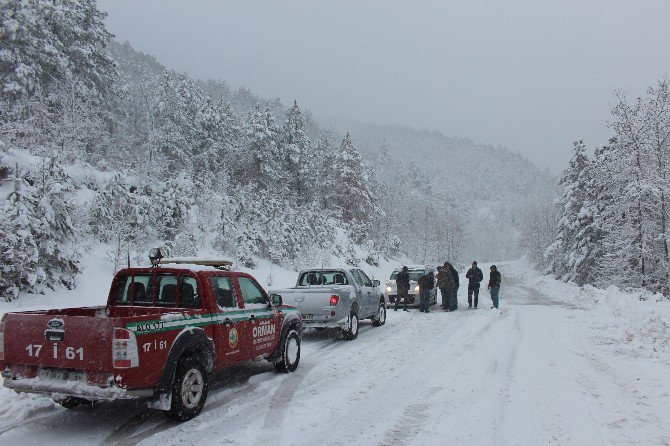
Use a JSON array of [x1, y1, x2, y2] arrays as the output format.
[[254, 326, 378, 443], [572, 338, 670, 444], [292, 312, 503, 446], [113, 332, 348, 446]]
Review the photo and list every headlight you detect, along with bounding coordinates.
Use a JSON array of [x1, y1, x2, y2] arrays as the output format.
[[414, 285, 420, 292], [386, 286, 392, 292]]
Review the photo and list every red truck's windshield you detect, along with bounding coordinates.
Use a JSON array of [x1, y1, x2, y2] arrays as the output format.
[[113, 273, 201, 307]]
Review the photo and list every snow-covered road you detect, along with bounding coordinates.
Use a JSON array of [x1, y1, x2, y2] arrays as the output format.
[[1, 267, 669, 445]]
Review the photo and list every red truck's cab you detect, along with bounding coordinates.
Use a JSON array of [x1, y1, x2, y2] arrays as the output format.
[[0, 258, 302, 421]]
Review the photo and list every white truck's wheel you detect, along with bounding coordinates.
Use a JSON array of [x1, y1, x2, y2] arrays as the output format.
[[343, 312, 359, 340], [372, 302, 386, 327]]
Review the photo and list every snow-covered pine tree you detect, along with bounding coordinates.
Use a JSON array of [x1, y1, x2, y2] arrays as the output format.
[[0, 0, 116, 154], [545, 141, 593, 283], [607, 91, 666, 291], [282, 100, 313, 199], [323, 133, 379, 244], [154, 172, 194, 242], [0, 165, 42, 300], [151, 73, 202, 173], [89, 174, 152, 270], [641, 80, 670, 295], [236, 106, 284, 190], [32, 157, 80, 289]]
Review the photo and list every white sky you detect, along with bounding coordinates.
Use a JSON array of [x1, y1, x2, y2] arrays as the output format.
[[98, 0, 670, 171]]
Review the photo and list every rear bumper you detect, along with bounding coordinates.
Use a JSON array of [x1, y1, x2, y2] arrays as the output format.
[[301, 315, 350, 330], [3, 377, 153, 400]]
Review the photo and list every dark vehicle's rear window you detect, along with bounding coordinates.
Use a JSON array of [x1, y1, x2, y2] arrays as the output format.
[[298, 270, 348, 286]]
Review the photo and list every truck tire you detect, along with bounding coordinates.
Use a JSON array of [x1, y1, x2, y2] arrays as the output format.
[[274, 328, 301, 373], [167, 357, 208, 422], [372, 301, 386, 327], [342, 311, 359, 340]]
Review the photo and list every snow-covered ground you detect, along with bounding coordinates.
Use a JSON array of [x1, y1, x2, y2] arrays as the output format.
[[1, 260, 669, 445]]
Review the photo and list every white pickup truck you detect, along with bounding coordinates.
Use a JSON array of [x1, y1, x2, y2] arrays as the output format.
[[270, 268, 386, 340]]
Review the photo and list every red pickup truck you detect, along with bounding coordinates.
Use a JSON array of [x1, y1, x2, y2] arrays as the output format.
[[0, 257, 302, 421]]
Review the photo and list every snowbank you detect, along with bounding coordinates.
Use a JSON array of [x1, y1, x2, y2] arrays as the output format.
[[505, 258, 670, 363]]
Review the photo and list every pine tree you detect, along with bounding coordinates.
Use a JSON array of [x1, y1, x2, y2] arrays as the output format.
[[238, 106, 283, 189], [607, 91, 666, 291], [282, 100, 312, 199], [0, 165, 42, 300], [546, 141, 593, 283], [32, 157, 80, 289], [323, 133, 379, 243]]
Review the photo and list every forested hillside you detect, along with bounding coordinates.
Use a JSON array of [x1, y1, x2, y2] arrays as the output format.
[[543, 81, 670, 296], [0, 0, 556, 301], [327, 118, 558, 264]]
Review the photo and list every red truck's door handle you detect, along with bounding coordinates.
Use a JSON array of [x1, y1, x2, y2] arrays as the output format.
[[249, 314, 256, 321], [224, 318, 233, 326]]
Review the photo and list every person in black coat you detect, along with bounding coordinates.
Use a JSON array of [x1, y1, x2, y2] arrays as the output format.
[[394, 266, 410, 312], [488, 265, 502, 309], [447, 262, 459, 311], [465, 261, 483, 308], [418, 271, 435, 313], [437, 264, 455, 311]]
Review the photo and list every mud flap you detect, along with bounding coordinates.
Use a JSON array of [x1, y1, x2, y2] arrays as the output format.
[[147, 392, 172, 411]]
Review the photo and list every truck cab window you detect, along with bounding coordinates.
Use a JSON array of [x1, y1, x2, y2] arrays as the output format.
[[358, 270, 373, 287], [113, 276, 131, 303], [211, 276, 237, 309], [298, 270, 348, 286], [350, 270, 364, 286], [238, 277, 267, 305], [157, 275, 178, 305], [179, 276, 201, 307], [131, 274, 153, 305]]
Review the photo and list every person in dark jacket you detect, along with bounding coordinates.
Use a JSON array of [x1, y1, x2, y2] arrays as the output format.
[[465, 261, 483, 308], [447, 262, 459, 311], [418, 271, 435, 313], [394, 266, 410, 312], [488, 265, 502, 309], [436, 263, 455, 311]]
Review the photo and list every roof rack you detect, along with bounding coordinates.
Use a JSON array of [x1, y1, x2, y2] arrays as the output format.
[[159, 258, 234, 270]]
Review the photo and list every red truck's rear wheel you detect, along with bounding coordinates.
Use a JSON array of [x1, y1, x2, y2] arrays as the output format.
[[167, 357, 208, 421]]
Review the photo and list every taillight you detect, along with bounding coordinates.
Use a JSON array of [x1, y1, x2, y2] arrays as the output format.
[[330, 295, 340, 306], [0, 321, 5, 361], [113, 327, 139, 368]]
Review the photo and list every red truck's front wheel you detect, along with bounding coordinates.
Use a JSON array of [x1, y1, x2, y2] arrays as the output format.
[[168, 358, 209, 421], [275, 329, 301, 373]]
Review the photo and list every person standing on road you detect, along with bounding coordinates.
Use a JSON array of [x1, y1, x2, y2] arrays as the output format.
[[448, 262, 459, 311], [418, 271, 435, 313], [465, 261, 483, 308], [395, 266, 410, 312], [437, 262, 455, 311], [488, 265, 502, 309]]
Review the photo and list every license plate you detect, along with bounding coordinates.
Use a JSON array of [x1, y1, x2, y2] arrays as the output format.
[[38, 368, 84, 382], [300, 314, 314, 321]]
